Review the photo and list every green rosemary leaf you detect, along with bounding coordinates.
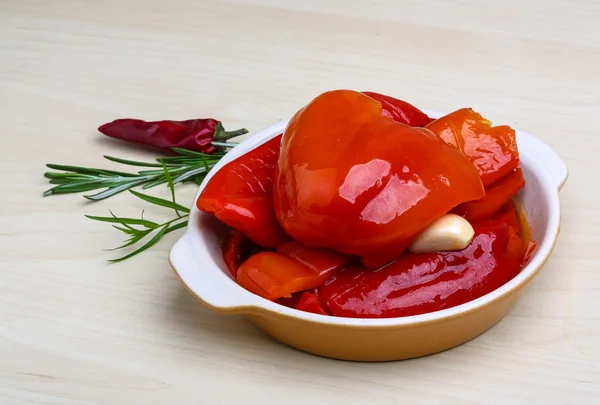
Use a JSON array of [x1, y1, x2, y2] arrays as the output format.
[[128, 189, 190, 213], [108, 224, 170, 263], [104, 233, 147, 251], [164, 220, 188, 235], [141, 178, 168, 189], [171, 165, 209, 184], [46, 164, 137, 177], [83, 179, 149, 201], [85, 214, 159, 228], [158, 159, 183, 217], [112, 225, 139, 235], [103, 155, 170, 168]]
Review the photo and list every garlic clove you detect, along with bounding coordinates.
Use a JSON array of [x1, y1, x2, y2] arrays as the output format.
[[408, 214, 474, 254]]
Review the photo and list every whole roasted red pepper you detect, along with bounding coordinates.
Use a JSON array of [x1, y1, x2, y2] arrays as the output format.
[[362, 91, 433, 127], [196, 135, 289, 248], [317, 221, 522, 318], [98, 118, 248, 154], [274, 90, 485, 268]]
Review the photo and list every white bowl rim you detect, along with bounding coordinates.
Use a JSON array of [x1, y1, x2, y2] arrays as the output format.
[[170, 109, 568, 327]]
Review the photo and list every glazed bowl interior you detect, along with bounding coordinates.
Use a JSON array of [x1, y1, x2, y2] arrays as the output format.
[[172, 112, 565, 327]]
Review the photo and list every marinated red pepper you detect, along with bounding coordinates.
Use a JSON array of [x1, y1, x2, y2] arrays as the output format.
[[295, 291, 328, 315], [362, 91, 433, 127], [196, 135, 289, 248], [425, 108, 520, 187], [99, 118, 248, 154], [221, 229, 251, 278], [274, 90, 485, 268], [317, 222, 522, 318], [454, 168, 525, 221], [237, 242, 350, 300]]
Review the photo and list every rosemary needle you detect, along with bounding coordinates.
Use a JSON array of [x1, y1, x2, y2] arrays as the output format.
[[43, 147, 227, 201]]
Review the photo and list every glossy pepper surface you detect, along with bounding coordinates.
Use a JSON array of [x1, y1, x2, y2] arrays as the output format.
[[221, 229, 249, 278], [99, 118, 247, 154], [274, 90, 485, 268], [236, 241, 350, 300], [362, 91, 433, 127], [196, 135, 289, 248], [454, 168, 525, 220], [317, 221, 522, 318], [425, 108, 520, 187]]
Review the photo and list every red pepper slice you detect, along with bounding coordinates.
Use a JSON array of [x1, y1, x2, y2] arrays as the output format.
[[276, 240, 351, 274], [237, 242, 351, 301], [237, 252, 342, 301], [453, 168, 525, 221], [317, 223, 521, 318], [196, 135, 289, 248], [425, 108, 520, 187], [221, 229, 250, 278], [295, 291, 328, 315], [274, 90, 485, 269], [521, 241, 539, 266], [362, 91, 433, 127]]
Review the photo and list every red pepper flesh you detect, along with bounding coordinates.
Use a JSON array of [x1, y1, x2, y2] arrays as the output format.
[[221, 229, 249, 278], [453, 168, 525, 221], [237, 251, 343, 301], [425, 108, 520, 187], [295, 291, 328, 315], [196, 135, 289, 248], [276, 240, 351, 275], [362, 91, 433, 127], [99, 118, 247, 154], [317, 223, 521, 318], [237, 241, 351, 301]]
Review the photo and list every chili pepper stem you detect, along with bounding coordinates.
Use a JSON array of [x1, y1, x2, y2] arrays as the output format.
[[212, 122, 249, 142]]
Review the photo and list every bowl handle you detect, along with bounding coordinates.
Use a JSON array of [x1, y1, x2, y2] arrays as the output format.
[[169, 231, 263, 313], [517, 130, 568, 192]]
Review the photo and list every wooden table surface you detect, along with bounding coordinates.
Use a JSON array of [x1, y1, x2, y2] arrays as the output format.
[[1, 0, 598, 403]]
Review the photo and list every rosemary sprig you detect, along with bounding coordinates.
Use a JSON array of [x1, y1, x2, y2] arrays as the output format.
[[43, 146, 233, 201], [86, 162, 191, 262]]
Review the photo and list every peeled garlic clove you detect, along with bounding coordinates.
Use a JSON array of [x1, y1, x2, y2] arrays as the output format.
[[408, 214, 474, 254]]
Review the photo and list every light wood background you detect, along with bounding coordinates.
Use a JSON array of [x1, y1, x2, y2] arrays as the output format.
[[1, 0, 598, 404]]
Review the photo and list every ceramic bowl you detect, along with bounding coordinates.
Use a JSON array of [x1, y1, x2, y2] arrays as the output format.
[[169, 111, 568, 361]]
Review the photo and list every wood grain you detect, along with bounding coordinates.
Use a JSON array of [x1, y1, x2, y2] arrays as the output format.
[[1, 0, 598, 403]]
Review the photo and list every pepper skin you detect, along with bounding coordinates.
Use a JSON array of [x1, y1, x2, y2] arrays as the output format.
[[317, 222, 521, 318], [99, 118, 247, 154], [453, 168, 526, 221], [362, 91, 433, 127], [425, 108, 520, 187], [274, 90, 485, 268], [221, 229, 250, 278], [236, 242, 350, 301], [295, 291, 328, 315], [196, 135, 289, 248]]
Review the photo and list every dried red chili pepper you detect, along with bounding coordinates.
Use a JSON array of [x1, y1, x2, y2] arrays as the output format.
[[98, 118, 248, 154], [362, 91, 433, 127]]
